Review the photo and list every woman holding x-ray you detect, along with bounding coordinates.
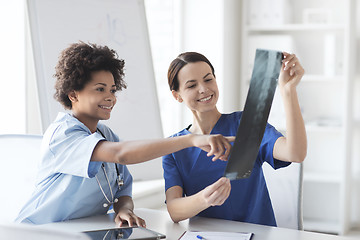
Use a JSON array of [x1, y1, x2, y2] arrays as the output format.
[[162, 51, 307, 226]]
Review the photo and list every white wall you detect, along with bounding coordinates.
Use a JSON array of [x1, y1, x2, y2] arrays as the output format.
[[222, 0, 242, 113], [25, 18, 42, 134], [351, 0, 360, 227]]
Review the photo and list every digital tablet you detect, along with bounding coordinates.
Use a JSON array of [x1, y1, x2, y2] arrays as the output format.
[[224, 48, 283, 180], [83, 226, 166, 240]]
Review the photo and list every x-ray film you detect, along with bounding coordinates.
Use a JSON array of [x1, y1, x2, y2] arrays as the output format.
[[224, 49, 283, 180]]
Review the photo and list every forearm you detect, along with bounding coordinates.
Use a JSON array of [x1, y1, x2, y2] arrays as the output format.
[[118, 135, 192, 164], [166, 194, 208, 223], [93, 135, 194, 164], [116, 135, 195, 164], [280, 88, 307, 162]]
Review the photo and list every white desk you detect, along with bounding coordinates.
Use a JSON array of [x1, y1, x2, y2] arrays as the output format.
[[40, 208, 358, 240]]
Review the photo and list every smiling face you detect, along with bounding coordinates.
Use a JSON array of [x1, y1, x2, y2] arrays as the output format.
[[69, 70, 117, 132], [173, 61, 219, 114]]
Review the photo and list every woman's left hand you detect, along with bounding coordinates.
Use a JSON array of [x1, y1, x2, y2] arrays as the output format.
[[278, 52, 305, 92], [115, 208, 146, 228]]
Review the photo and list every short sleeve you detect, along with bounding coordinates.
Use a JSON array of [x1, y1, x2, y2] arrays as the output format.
[[162, 153, 183, 192], [259, 123, 290, 169], [48, 123, 105, 178]]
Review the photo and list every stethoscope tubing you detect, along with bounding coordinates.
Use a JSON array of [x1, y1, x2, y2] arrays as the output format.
[[96, 128, 125, 207]]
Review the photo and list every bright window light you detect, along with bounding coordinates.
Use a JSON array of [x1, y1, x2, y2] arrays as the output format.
[[0, 0, 26, 134]]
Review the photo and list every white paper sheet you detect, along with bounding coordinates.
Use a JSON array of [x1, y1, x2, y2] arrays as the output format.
[[179, 231, 253, 240]]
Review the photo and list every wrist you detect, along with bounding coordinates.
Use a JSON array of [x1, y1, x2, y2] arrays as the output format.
[[186, 134, 196, 147], [117, 207, 133, 213], [195, 190, 210, 210], [280, 85, 296, 98]]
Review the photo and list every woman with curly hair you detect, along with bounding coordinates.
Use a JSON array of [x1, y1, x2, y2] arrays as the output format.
[[15, 42, 234, 226]]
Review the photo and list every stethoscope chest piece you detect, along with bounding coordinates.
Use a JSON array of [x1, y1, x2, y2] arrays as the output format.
[[117, 175, 124, 188]]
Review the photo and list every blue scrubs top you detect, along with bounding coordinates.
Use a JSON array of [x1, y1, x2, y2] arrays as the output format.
[[162, 111, 290, 226], [15, 112, 132, 224]]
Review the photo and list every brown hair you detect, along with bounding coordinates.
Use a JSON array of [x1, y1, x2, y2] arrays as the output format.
[[167, 52, 215, 91], [54, 42, 127, 109]]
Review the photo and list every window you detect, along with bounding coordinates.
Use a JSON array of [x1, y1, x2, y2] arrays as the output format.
[[0, 0, 26, 134], [144, 0, 183, 137]]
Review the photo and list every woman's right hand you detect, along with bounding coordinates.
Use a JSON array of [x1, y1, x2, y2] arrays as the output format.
[[199, 177, 231, 207], [191, 134, 235, 161]]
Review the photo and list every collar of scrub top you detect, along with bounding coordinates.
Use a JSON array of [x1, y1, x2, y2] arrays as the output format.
[[97, 128, 124, 189]]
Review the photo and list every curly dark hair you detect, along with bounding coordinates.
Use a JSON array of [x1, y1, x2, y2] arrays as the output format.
[[54, 42, 127, 109]]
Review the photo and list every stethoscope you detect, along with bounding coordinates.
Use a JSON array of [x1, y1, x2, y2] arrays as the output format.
[[96, 128, 125, 208]]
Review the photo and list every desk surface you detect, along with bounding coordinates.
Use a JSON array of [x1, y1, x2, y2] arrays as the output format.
[[40, 208, 358, 240]]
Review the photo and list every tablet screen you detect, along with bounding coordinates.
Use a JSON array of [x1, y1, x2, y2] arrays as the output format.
[[83, 226, 166, 240]]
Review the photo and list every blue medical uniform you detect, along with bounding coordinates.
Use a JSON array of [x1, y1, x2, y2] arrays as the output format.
[[15, 112, 132, 224], [162, 111, 290, 226]]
